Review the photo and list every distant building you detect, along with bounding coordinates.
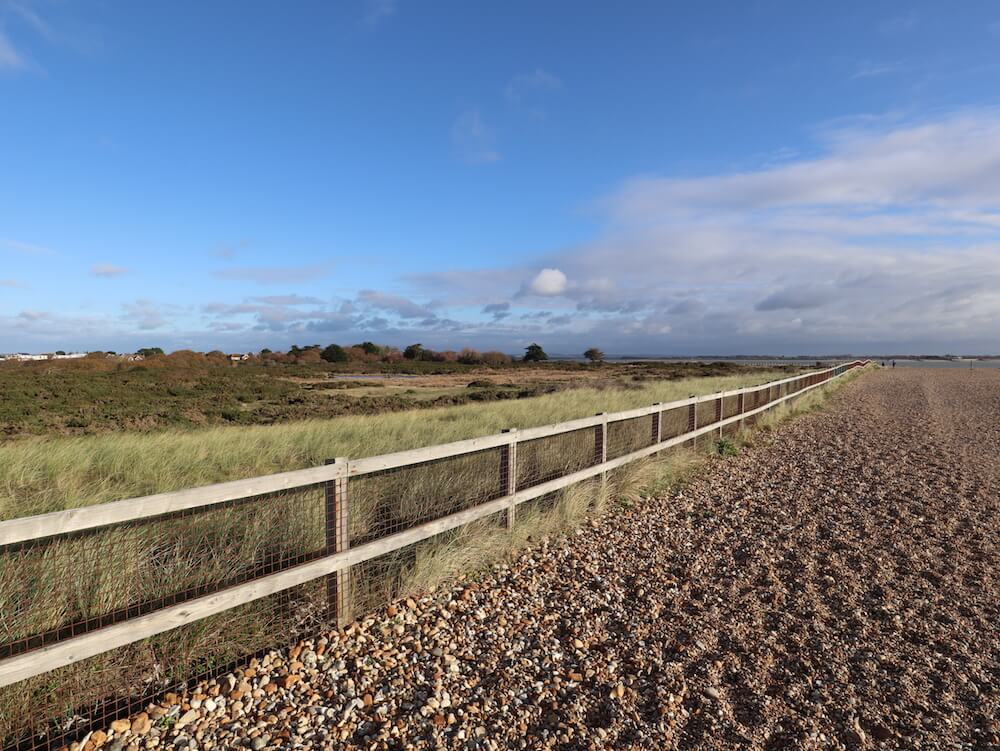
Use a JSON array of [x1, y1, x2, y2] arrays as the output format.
[[228, 353, 251, 362]]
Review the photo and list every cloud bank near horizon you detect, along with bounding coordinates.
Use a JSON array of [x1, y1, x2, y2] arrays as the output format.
[[4, 111, 1000, 356]]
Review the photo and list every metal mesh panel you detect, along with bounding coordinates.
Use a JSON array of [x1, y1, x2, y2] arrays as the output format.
[[695, 399, 717, 430], [0, 581, 326, 750], [516, 427, 596, 490], [0, 485, 327, 662], [659, 405, 689, 441], [722, 394, 742, 420], [349, 510, 507, 616], [606, 414, 654, 461], [348, 447, 505, 545]]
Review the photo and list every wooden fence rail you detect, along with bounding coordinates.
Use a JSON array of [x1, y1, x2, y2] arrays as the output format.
[[0, 360, 869, 688]]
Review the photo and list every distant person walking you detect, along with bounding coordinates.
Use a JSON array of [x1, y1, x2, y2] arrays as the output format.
[[891, 360, 896, 368]]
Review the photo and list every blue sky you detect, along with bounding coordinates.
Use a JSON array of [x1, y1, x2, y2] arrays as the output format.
[[2, 1, 1000, 355]]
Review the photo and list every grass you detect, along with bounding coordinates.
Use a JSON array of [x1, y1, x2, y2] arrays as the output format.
[[0, 357, 770, 440], [0, 369, 790, 519], [0, 365, 868, 746]]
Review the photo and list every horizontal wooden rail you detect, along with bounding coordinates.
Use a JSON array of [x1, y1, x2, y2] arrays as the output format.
[[0, 360, 869, 687], [0, 462, 349, 547]]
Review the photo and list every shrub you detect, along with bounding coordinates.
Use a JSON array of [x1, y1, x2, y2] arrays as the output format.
[[481, 351, 512, 366], [458, 348, 483, 365], [715, 438, 739, 457], [321, 344, 348, 363]]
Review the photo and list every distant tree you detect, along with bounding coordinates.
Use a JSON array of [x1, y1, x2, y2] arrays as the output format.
[[523, 343, 548, 362], [403, 343, 424, 360], [583, 347, 605, 363], [137, 347, 164, 357], [260, 348, 272, 356], [321, 344, 348, 363], [355, 341, 382, 355]]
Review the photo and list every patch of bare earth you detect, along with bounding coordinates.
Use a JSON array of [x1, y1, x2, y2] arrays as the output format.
[[82, 369, 999, 750]]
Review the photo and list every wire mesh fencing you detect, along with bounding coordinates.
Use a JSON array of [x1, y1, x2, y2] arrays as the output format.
[[0, 483, 327, 663]]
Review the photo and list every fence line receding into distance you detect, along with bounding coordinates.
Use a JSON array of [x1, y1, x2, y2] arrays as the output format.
[[0, 361, 869, 689]]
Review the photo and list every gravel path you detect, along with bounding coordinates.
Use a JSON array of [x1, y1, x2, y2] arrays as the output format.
[[78, 369, 998, 751]]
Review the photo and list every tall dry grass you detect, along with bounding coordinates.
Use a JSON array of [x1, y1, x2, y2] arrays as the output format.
[[0, 370, 787, 519]]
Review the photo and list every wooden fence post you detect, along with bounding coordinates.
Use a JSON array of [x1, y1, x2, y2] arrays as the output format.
[[595, 413, 608, 484], [500, 429, 518, 529], [715, 394, 723, 438], [738, 389, 746, 430], [651, 403, 662, 455], [324, 458, 351, 628]]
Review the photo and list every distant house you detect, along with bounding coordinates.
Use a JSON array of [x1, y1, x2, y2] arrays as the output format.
[[228, 353, 251, 362]]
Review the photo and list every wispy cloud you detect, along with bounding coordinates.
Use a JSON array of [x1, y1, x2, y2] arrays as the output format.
[[505, 68, 562, 103], [247, 294, 324, 305], [213, 264, 331, 284], [357, 289, 436, 319], [0, 237, 56, 255], [879, 12, 919, 35], [363, 0, 396, 28], [1, 278, 25, 288], [121, 299, 169, 330], [851, 60, 907, 79], [451, 109, 500, 165], [91, 263, 128, 278], [0, 26, 26, 70]]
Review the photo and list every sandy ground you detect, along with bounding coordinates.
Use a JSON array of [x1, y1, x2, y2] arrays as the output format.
[[80, 369, 999, 750]]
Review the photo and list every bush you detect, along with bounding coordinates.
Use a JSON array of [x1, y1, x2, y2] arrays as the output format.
[[321, 344, 348, 363], [481, 351, 513, 366], [458, 348, 483, 365], [715, 438, 739, 457]]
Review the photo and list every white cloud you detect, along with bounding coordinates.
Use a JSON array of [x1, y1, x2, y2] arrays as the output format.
[[1, 278, 24, 288], [505, 68, 562, 103], [1, 237, 56, 255], [529, 268, 568, 296], [363, 0, 396, 27], [91, 263, 128, 278], [451, 110, 500, 165], [0, 27, 25, 70], [357, 289, 436, 319]]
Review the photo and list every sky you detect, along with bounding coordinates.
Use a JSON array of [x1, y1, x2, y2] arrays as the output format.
[[2, 1, 1000, 356]]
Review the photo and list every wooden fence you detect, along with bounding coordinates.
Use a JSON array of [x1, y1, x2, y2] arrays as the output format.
[[0, 360, 869, 689]]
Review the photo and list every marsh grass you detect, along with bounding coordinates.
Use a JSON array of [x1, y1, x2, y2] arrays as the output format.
[[0, 371, 788, 520]]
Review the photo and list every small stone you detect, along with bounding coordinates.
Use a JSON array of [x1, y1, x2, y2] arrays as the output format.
[[280, 674, 300, 690], [871, 725, 892, 740], [175, 710, 199, 729], [250, 738, 267, 751], [702, 687, 720, 701], [844, 729, 865, 745], [131, 714, 151, 735], [110, 720, 131, 735], [91, 731, 107, 748]]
